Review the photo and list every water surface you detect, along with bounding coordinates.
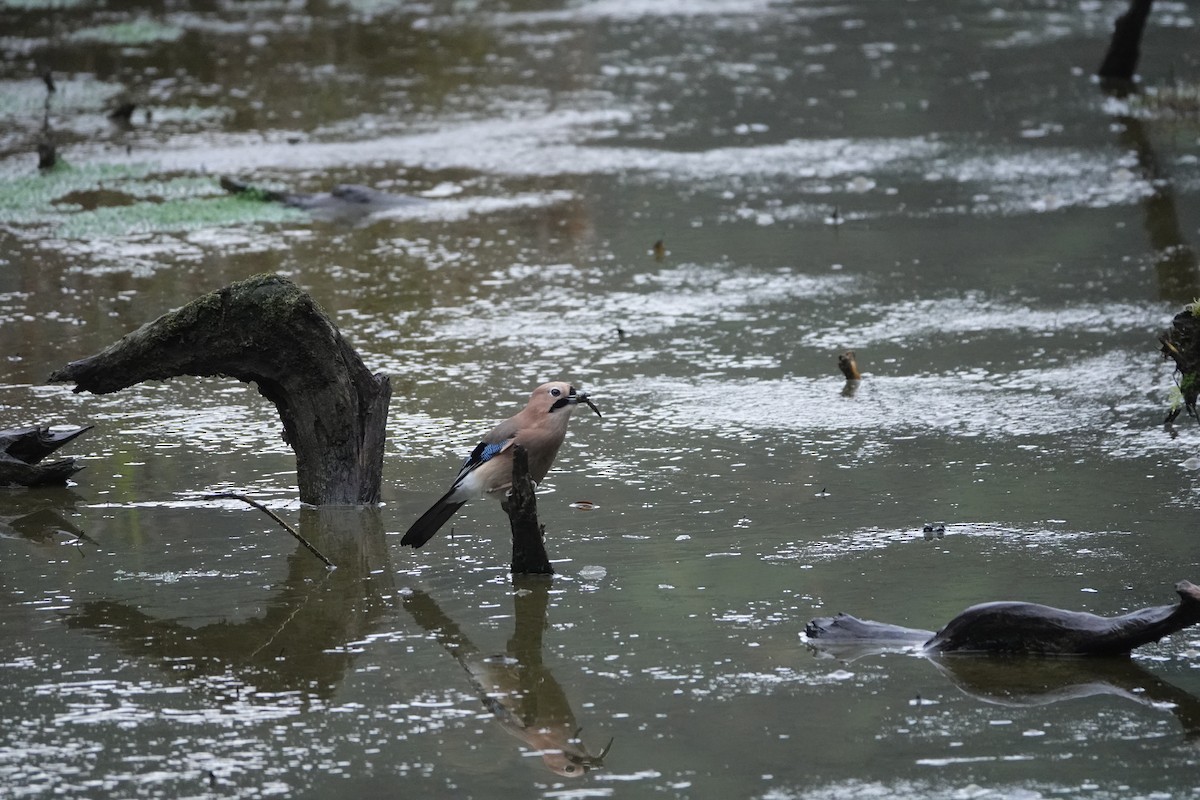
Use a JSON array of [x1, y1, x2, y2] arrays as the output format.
[[2, 0, 1200, 797]]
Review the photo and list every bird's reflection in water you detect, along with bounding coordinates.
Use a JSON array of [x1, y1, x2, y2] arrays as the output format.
[[402, 580, 611, 777]]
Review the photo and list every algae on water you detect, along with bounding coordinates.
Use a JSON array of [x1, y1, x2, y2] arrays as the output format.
[[0, 164, 304, 240], [56, 195, 304, 238], [67, 18, 185, 45]]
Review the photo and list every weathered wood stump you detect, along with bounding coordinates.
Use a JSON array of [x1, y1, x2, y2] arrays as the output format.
[[48, 274, 391, 505], [1161, 307, 1200, 422], [0, 425, 91, 487], [501, 444, 554, 576], [807, 581, 1200, 656], [1097, 0, 1154, 84]]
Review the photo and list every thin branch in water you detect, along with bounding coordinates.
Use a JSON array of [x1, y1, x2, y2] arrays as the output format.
[[206, 492, 336, 570]]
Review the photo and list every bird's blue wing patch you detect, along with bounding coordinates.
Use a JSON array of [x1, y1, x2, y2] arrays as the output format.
[[482, 442, 509, 462], [455, 436, 515, 483]]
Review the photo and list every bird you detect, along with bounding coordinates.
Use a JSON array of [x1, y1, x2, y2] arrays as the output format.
[[401, 381, 602, 549]]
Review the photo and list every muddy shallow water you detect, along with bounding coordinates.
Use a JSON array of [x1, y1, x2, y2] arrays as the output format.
[[2, 1, 1200, 798]]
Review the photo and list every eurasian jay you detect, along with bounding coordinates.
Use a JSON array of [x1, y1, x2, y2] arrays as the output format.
[[401, 381, 601, 548]]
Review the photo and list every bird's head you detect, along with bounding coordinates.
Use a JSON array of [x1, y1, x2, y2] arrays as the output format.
[[531, 382, 602, 418]]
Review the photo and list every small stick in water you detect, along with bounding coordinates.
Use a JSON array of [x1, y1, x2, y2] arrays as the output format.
[[837, 350, 861, 381], [206, 492, 336, 569]]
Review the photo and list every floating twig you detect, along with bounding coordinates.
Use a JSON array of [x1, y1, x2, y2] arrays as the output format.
[[206, 492, 335, 569]]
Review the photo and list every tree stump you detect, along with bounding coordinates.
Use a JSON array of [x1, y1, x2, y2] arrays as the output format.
[[501, 445, 554, 576], [1097, 0, 1154, 84], [1160, 306, 1200, 422], [48, 274, 391, 505]]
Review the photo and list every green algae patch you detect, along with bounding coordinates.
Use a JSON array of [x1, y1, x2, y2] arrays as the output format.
[[0, 162, 157, 222], [0, 163, 305, 240], [56, 194, 304, 239], [67, 18, 184, 46]]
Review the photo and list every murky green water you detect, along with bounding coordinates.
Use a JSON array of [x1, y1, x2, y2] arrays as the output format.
[[3, 0, 1200, 797]]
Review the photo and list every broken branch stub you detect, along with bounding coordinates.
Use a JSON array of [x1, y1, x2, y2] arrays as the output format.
[[501, 444, 554, 576], [48, 274, 391, 505], [1160, 307, 1200, 423], [0, 424, 92, 487], [1097, 0, 1154, 84]]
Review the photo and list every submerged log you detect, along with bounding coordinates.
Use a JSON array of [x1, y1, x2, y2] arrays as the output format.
[[806, 581, 1200, 656], [220, 176, 425, 223], [501, 444, 554, 576], [0, 425, 91, 487], [48, 274, 391, 505]]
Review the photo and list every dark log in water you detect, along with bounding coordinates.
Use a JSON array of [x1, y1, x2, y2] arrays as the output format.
[[807, 581, 1200, 656], [220, 176, 425, 223], [0, 425, 91, 487], [501, 444, 554, 576], [1097, 0, 1154, 83], [47, 274, 391, 505]]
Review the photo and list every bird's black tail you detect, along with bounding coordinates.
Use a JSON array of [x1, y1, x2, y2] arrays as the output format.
[[401, 493, 467, 548]]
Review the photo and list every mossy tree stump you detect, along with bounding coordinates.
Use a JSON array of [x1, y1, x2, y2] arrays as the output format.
[[1160, 306, 1200, 423], [49, 274, 391, 505]]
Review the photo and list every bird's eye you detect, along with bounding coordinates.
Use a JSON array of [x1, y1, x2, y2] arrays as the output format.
[[550, 388, 561, 397]]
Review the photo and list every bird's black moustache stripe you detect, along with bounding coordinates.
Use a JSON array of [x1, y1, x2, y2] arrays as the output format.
[[550, 397, 573, 412]]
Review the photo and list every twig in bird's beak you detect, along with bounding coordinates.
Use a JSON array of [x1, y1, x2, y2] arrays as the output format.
[[579, 394, 602, 419]]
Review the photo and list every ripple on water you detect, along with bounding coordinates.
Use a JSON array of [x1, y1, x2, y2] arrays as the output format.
[[764, 523, 1124, 565], [53, 96, 1155, 218], [634, 364, 1147, 443], [758, 779, 1055, 800]]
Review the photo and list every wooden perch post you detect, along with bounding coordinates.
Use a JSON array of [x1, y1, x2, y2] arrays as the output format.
[[501, 444, 554, 576], [1097, 0, 1154, 83], [48, 274, 391, 505]]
